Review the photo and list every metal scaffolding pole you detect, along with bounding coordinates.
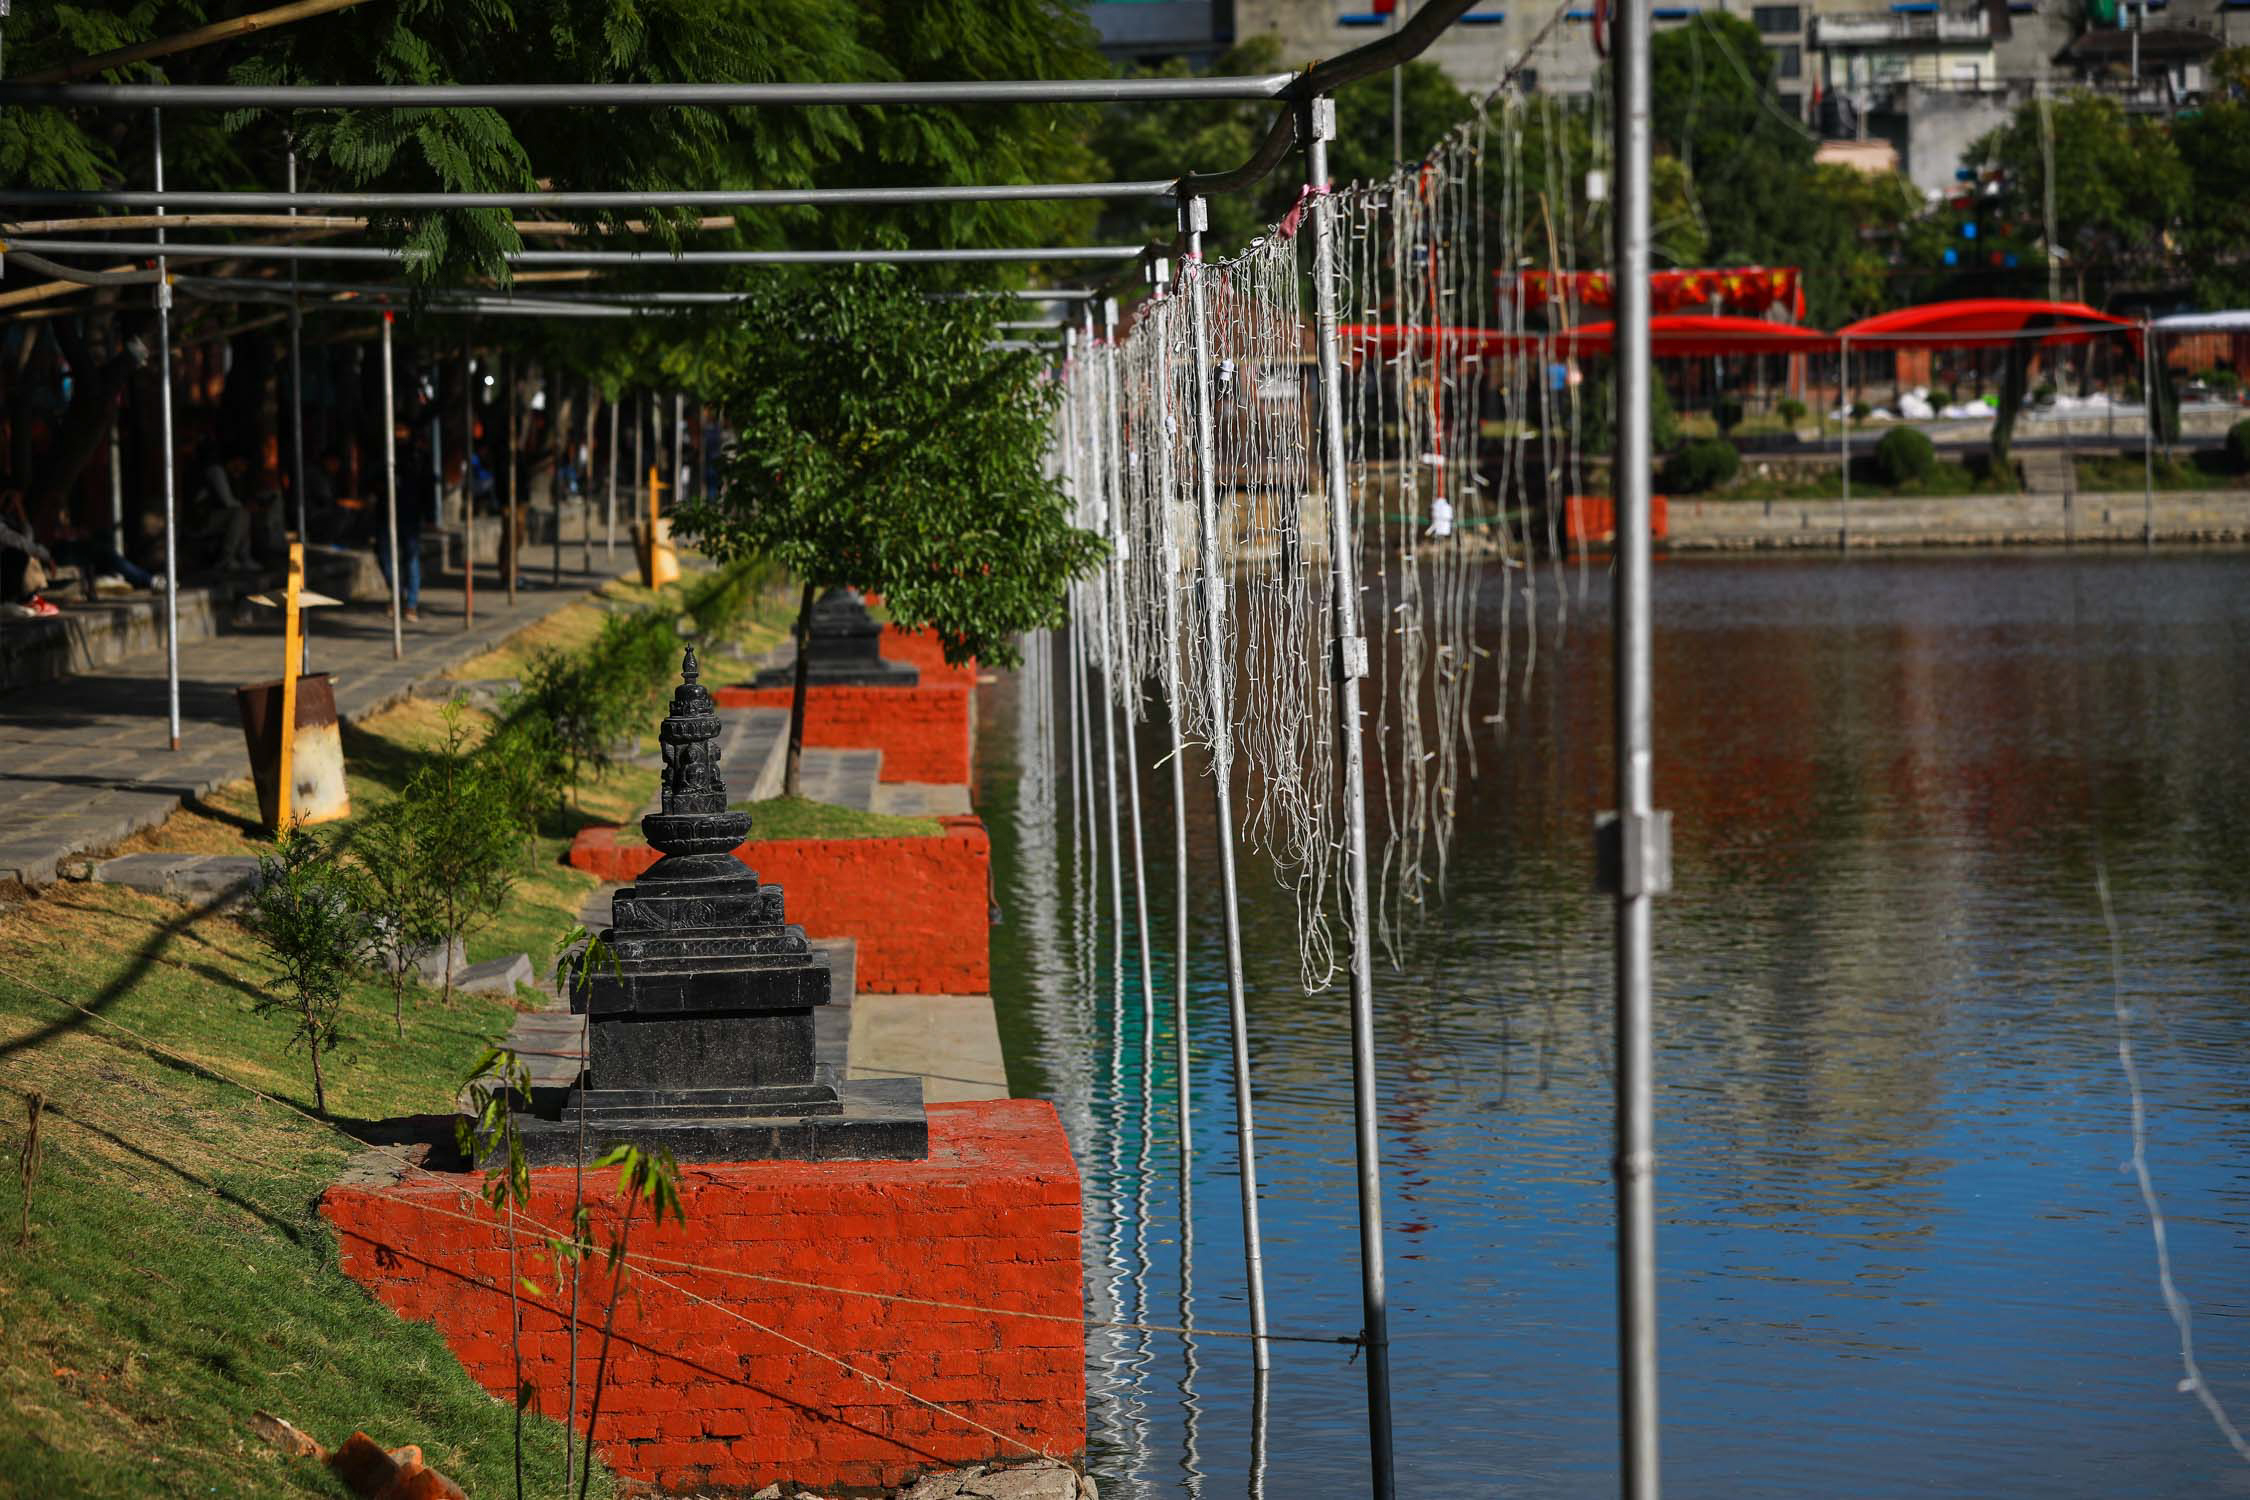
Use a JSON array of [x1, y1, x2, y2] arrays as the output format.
[[0, 239, 1148, 267], [504, 350, 517, 605], [583, 379, 596, 577], [1082, 310, 1127, 1017], [153, 108, 181, 752], [1183, 219, 1271, 1372], [461, 332, 476, 629], [1152, 237, 1194, 1162], [286, 145, 307, 548], [1302, 96, 1394, 1500], [381, 311, 402, 659], [1610, 3, 1667, 1493], [1101, 299, 1158, 1044], [605, 392, 619, 561], [554, 370, 565, 590], [0, 76, 1299, 109]]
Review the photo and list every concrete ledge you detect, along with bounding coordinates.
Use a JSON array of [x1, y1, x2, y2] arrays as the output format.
[[0, 587, 220, 692], [1666, 488, 2250, 549], [847, 993, 1010, 1104]]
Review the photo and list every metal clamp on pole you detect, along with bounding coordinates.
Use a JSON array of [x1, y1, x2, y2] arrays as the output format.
[[1179, 195, 1209, 239], [1331, 634, 1369, 681], [1594, 810, 1673, 899], [1297, 94, 1337, 146]]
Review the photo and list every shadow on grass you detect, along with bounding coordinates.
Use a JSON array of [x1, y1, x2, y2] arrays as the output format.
[[0, 892, 230, 1064], [44, 1096, 313, 1243]]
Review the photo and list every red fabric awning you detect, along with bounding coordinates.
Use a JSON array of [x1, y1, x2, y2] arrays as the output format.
[[1497, 267, 1808, 321], [1566, 316, 1840, 358], [1836, 299, 2138, 348], [1341, 316, 1834, 363]]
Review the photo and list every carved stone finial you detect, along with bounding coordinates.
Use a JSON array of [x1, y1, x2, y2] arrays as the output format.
[[646, 650, 748, 857]]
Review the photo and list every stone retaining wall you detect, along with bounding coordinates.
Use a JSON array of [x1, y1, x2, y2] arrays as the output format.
[[716, 684, 973, 785], [322, 1100, 1084, 1497], [570, 817, 992, 994], [1665, 489, 2250, 550]]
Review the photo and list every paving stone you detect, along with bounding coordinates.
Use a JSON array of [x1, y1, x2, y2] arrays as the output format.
[[454, 952, 534, 998], [409, 935, 470, 986], [90, 852, 196, 893]]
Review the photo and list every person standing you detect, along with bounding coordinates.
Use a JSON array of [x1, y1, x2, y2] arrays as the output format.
[[376, 420, 433, 623]]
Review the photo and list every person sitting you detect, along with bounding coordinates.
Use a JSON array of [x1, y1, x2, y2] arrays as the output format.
[[0, 486, 61, 615], [191, 439, 257, 572]]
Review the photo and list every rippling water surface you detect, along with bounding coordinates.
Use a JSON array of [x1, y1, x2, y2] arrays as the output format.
[[974, 552, 2250, 1499]]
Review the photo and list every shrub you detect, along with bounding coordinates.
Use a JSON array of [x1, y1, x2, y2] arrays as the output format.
[[1873, 427, 1938, 487], [2228, 419, 2250, 475], [351, 797, 451, 1039], [2032, 382, 2056, 405], [1714, 398, 1746, 434], [1661, 437, 1740, 493], [409, 701, 526, 1004], [1850, 401, 1873, 422], [245, 827, 371, 1115], [1777, 398, 1807, 427]]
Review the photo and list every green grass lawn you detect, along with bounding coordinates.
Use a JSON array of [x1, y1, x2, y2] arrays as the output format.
[[0, 575, 782, 1495], [610, 794, 943, 847]]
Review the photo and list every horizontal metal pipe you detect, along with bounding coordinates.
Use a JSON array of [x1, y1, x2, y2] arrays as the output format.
[[0, 181, 1177, 211], [4, 237, 1144, 265], [0, 76, 1296, 109]]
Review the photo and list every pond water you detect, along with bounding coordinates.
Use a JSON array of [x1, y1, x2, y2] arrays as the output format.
[[975, 551, 2250, 1499]]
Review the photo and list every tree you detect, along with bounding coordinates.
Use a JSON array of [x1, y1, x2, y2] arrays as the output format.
[[1966, 91, 2188, 304], [245, 827, 371, 1116], [2173, 69, 2250, 308], [351, 796, 452, 1039], [677, 266, 1105, 795], [407, 700, 524, 1005], [1649, 15, 1818, 268]]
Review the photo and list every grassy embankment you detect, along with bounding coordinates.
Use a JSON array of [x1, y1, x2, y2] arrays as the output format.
[[608, 795, 944, 848], [0, 566, 796, 1497]]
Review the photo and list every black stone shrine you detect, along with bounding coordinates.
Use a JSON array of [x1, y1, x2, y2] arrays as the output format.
[[515, 648, 926, 1165], [750, 586, 920, 688]]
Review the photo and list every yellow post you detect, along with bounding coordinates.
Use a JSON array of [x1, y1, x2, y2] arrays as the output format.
[[642, 463, 678, 587], [278, 538, 303, 830]]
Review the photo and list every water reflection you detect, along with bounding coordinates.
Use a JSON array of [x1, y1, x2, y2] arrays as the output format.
[[981, 553, 2250, 1499]]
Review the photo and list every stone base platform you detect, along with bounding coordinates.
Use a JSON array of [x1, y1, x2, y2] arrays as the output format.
[[513, 1070, 928, 1164], [322, 1099, 1084, 1496]]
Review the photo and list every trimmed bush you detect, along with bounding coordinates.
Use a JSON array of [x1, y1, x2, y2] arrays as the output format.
[[1777, 398, 1808, 426], [1661, 437, 1740, 493], [1874, 426, 1938, 487], [1714, 398, 1746, 433], [2228, 418, 2250, 475]]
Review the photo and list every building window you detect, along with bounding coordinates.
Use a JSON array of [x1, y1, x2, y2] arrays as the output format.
[[1753, 4, 1801, 31], [1778, 91, 1802, 118], [1773, 43, 1802, 78]]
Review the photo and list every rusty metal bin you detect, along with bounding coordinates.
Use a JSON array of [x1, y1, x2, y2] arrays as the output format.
[[235, 672, 351, 829]]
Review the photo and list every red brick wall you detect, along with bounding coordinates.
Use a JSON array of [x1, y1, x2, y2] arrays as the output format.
[[716, 684, 971, 785], [322, 1101, 1084, 1497], [880, 625, 976, 689], [570, 817, 991, 994]]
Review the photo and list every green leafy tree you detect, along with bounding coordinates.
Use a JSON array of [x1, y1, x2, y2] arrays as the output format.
[[351, 797, 453, 1039], [244, 827, 371, 1116], [1649, 15, 1817, 267], [678, 266, 1105, 795], [1966, 91, 2188, 304], [2173, 73, 2250, 308], [409, 700, 524, 1004]]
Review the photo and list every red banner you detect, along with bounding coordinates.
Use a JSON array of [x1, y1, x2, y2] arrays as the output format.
[[1499, 267, 1806, 322]]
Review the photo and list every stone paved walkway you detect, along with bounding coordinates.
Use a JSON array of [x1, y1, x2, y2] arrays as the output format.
[[0, 540, 629, 887]]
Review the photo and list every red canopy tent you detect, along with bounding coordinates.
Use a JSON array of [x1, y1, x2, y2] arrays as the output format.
[[1497, 267, 1808, 321], [1835, 299, 2138, 348], [1340, 315, 1836, 364]]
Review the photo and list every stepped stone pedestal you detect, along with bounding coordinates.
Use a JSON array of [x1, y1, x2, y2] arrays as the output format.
[[515, 648, 925, 1165], [751, 586, 920, 688]]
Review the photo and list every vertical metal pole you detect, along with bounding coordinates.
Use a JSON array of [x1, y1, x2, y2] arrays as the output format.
[[673, 391, 686, 510], [552, 371, 565, 591], [504, 352, 517, 604], [2141, 323, 2155, 547], [382, 311, 402, 659], [462, 333, 476, 629], [154, 107, 181, 752], [1184, 223, 1271, 1370], [1611, 6, 1666, 1494], [108, 412, 125, 555], [1838, 336, 1852, 551], [630, 389, 643, 565], [286, 142, 307, 544], [606, 393, 620, 561], [1303, 97, 1394, 1498], [1155, 239, 1195, 1163], [1103, 300, 1158, 1036], [1084, 311, 1127, 1007], [583, 379, 596, 577]]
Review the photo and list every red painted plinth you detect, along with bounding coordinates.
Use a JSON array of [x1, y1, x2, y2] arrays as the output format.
[[322, 1101, 1085, 1497], [715, 684, 971, 784], [881, 624, 977, 689], [568, 817, 991, 994]]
